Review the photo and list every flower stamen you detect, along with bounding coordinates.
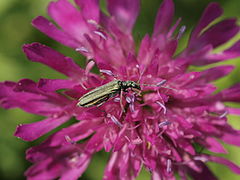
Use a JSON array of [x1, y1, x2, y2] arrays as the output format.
[[127, 123, 141, 130], [156, 101, 167, 114], [107, 114, 123, 127], [159, 121, 171, 128], [75, 46, 89, 53], [87, 19, 99, 27], [85, 59, 95, 75], [100, 69, 117, 78], [177, 25, 186, 40], [167, 159, 172, 173], [147, 141, 151, 149], [65, 135, 76, 144], [193, 156, 208, 162], [114, 97, 120, 102], [219, 111, 228, 118], [156, 80, 167, 87], [167, 18, 181, 38], [93, 30, 107, 40]]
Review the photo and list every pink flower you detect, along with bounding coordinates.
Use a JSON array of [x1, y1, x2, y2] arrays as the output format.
[[1, 0, 240, 179]]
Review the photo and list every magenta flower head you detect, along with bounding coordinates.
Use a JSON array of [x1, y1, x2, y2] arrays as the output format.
[[1, 0, 240, 179]]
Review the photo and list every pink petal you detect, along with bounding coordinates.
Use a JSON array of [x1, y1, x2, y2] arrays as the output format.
[[226, 40, 240, 53], [205, 155, 240, 174], [199, 65, 234, 82], [184, 66, 234, 86], [84, 34, 121, 69], [15, 115, 71, 141], [23, 43, 84, 78], [152, 170, 162, 180], [76, 108, 105, 120], [86, 127, 105, 152], [59, 157, 91, 180], [104, 152, 118, 180], [181, 44, 212, 66], [104, 149, 141, 180], [205, 137, 227, 153], [221, 131, 240, 146], [153, 0, 174, 37], [164, 39, 178, 57], [194, 19, 239, 49], [185, 41, 240, 66], [152, 165, 175, 180], [26, 144, 92, 180], [187, 161, 218, 180], [227, 107, 240, 115], [218, 124, 240, 146], [178, 139, 195, 155], [190, 3, 223, 42], [25, 158, 59, 180], [137, 34, 151, 65], [48, 0, 89, 41], [207, 40, 240, 61], [75, 0, 100, 22], [107, 0, 140, 33], [38, 79, 77, 92], [28, 120, 100, 152], [0, 80, 67, 116], [32, 16, 80, 48], [220, 83, 240, 102]]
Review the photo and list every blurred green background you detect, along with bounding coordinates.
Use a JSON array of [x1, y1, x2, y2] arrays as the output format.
[[0, 0, 239, 179]]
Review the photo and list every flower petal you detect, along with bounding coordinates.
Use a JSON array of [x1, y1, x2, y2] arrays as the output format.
[[59, 158, 91, 180], [194, 19, 239, 49], [187, 161, 218, 180], [0, 80, 68, 116], [25, 158, 57, 180], [107, 0, 140, 33], [153, 0, 174, 37], [184, 40, 240, 66], [26, 144, 92, 180], [205, 137, 227, 153], [198, 65, 234, 82], [207, 40, 240, 62], [182, 66, 234, 86], [23, 43, 84, 78], [220, 83, 240, 102], [33, 120, 99, 150], [74, 0, 100, 22], [190, 3, 223, 42], [225, 40, 240, 55], [86, 127, 105, 152], [38, 79, 77, 92], [48, 0, 89, 41], [220, 125, 240, 146], [14, 115, 71, 141], [104, 148, 142, 180], [227, 107, 240, 116], [204, 155, 240, 174], [32, 16, 80, 48], [137, 34, 151, 65]]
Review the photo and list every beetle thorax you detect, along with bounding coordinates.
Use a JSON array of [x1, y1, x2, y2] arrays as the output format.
[[121, 81, 141, 91]]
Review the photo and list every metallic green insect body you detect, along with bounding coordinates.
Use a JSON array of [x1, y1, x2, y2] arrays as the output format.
[[77, 80, 141, 107]]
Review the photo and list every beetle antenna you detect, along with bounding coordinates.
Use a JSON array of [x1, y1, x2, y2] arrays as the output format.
[[141, 80, 167, 87], [140, 80, 177, 91]]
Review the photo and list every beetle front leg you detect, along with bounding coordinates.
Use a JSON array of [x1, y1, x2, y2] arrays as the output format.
[[120, 90, 125, 113]]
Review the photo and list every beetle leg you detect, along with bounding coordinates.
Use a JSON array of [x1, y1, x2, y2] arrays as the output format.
[[96, 95, 111, 107], [120, 90, 125, 113], [96, 92, 117, 107], [132, 88, 141, 96]]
